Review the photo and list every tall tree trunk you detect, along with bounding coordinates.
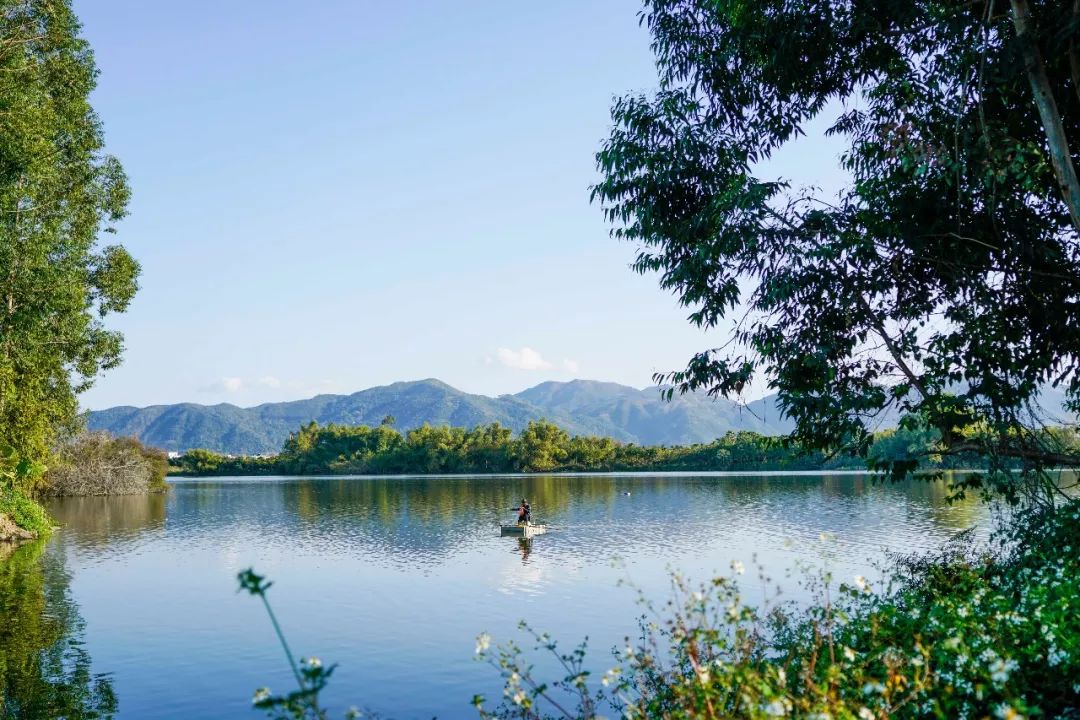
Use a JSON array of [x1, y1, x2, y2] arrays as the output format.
[[1011, 0, 1080, 235]]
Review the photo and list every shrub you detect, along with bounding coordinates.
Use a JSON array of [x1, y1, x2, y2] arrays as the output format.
[[0, 445, 50, 536], [0, 486, 50, 537], [43, 432, 169, 496]]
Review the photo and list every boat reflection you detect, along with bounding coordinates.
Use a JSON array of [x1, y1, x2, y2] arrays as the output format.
[[516, 537, 533, 564]]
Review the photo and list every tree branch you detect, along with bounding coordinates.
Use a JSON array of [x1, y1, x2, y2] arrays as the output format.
[[940, 440, 1080, 467]]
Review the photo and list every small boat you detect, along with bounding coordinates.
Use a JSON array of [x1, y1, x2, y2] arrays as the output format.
[[500, 522, 547, 538]]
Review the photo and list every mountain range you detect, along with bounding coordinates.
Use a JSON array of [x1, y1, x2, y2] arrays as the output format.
[[87, 378, 1079, 455], [86, 379, 796, 454]]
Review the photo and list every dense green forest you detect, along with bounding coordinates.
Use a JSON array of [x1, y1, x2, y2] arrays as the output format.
[[169, 418, 1039, 477], [170, 420, 842, 476]]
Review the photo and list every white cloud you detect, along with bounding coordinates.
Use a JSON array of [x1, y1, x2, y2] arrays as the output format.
[[201, 375, 330, 396], [562, 359, 580, 373], [496, 347, 552, 371], [221, 377, 245, 393]]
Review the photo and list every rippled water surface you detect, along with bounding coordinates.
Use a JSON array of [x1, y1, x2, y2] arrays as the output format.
[[3, 473, 989, 718]]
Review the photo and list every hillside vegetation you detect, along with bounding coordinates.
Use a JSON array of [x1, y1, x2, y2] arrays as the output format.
[[91, 379, 799, 455], [168, 418, 1070, 478]]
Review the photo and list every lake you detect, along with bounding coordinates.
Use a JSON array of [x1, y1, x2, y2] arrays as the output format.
[[1, 472, 988, 719]]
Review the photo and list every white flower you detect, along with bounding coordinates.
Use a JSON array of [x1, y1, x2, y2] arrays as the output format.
[[858, 709, 874, 720], [989, 658, 1018, 684], [252, 687, 271, 704], [994, 703, 1024, 720], [843, 646, 856, 661], [853, 575, 869, 592], [732, 560, 745, 575], [512, 690, 526, 706], [762, 699, 788, 716], [305, 656, 322, 668], [475, 632, 491, 655]]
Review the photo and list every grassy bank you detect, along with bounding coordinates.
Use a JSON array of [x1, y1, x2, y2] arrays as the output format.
[[0, 447, 50, 541], [0, 486, 50, 541]]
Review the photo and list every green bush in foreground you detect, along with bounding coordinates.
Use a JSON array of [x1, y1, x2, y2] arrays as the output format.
[[0, 486, 50, 537], [242, 500, 1079, 719], [0, 445, 50, 537]]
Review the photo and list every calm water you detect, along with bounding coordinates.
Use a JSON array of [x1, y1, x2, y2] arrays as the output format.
[[1, 473, 988, 719]]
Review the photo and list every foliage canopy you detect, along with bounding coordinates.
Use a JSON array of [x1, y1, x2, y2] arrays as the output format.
[[593, 0, 1080, 502], [0, 0, 136, 488]]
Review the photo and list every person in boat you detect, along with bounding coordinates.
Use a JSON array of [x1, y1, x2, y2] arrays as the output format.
[[516, 498, 531, 524]]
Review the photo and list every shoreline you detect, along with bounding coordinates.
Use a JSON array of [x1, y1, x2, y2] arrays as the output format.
[[165, 468, 970, 481]]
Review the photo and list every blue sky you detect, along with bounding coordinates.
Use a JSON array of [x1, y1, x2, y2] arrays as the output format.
[[76, 0, 846, 410]]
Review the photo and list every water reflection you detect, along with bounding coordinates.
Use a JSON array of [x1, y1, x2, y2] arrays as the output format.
[[45, 493, 166, 545], [159, 473, 987, 571], [34, 472, 993, 720], [0, 540, 116, 719]]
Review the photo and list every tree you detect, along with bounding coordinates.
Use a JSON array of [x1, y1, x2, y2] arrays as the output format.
[[514, 420, 570, 472], [593, 0, 1080, 502], [0, 1, 136, 486]]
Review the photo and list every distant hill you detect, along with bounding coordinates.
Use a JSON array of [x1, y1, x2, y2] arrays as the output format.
[[515, 380, 791, 445], [87, 377, 1079, 455], [87, 379, 796, 454]]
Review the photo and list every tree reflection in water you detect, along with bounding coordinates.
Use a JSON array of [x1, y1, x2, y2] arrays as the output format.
[[0, 540, 116, 720]]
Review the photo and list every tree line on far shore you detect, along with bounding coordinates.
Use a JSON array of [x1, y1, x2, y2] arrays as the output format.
[[170, 418, 1075, 477]]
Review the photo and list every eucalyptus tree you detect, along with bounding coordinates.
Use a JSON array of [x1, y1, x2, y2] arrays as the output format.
[[593, 0, 1080, 501], [0, 1, 137, 486]]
